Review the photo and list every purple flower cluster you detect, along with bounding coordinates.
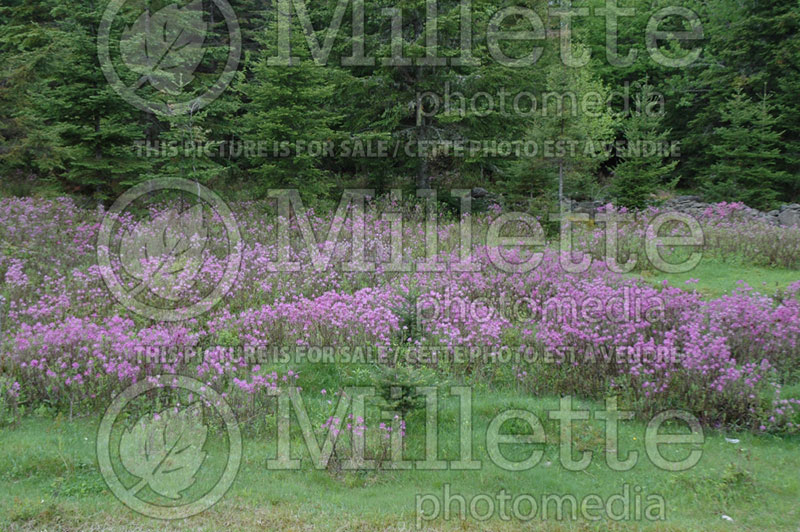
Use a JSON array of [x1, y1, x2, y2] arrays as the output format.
[[1, 197, 799, 431]]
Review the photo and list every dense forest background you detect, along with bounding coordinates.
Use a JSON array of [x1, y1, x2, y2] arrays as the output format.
[[0, 0, 798, 209]]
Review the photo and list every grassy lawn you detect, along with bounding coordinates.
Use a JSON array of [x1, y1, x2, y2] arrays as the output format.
[[634, 256, 800, 299], [2, 391, 799, 531]]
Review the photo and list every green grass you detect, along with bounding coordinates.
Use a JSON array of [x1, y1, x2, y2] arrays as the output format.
[[2, 392, 799, 531], [634, 256, 800, 298]]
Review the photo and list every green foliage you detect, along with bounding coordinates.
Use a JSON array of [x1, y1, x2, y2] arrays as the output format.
[[0, 1, 150, 199], [510, 53, 617, 204], [0, 376, 20, 427], [704, 88, 788, 209], [611, 82, 677, 208], [237, 49, 345, 200], [679, 0, 800, 197], [372, 364, 439, 418], [0, 0, 799, 206]]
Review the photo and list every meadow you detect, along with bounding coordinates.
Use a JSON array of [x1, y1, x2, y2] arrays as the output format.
[[1, 194, 799, 531]]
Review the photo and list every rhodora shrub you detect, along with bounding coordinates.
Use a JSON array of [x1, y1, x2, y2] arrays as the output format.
[[200, 346, 301, 420], [207, 287, 404, 348], [9, 316, 200, 413], [6, 313, 302, 420], [375, 415, 408, 470], [1, 197, 799, 432], [316, 394, 408, 473], [704, 284, 800, 375], [524, 275, 800, 429], [565, 203, 800, 271], [318, 413, 368, 472]]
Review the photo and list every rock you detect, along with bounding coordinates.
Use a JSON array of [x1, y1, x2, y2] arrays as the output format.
[[672, 195, 703, 203], [471, 187, 488, 198], [573, 201, 603, 214], [778, 208, 800, 227], [662, 196, 707, 215]]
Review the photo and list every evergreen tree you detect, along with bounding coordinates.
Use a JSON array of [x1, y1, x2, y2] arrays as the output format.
[[683, 0, 799, 197], [330, 0, 552, 191], [43, 2, 151, 198], [704, 88, 787, 209], [236, 6, 346, 201], [611, 82, 677, 208], [511, 51, 617, 209]]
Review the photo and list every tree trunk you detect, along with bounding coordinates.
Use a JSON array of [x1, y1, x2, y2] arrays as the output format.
[[417, 157, 430, 190], [558, 159, 564, 217]]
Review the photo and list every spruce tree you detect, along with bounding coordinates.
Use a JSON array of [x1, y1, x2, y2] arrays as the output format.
[[683, 0, 799, 198], [705, 88, 787, 209], [611, 82, 677, 208], [512, 50, 617, 209], [236, 7, 346, 201]]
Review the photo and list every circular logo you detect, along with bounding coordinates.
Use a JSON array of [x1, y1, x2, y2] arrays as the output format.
[[98, 0, 241, 115], [97, 375, 242, 520], [97, 178, 242, 322]]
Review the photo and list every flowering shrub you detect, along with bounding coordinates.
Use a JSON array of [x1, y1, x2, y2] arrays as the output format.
[[580, 202, 800, 269], [1, 197, 799, 432]]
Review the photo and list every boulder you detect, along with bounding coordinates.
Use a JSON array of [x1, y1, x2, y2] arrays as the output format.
[[573, 201, 603, 214], [471, 187, 488, 199], [778, 205, 800, 227]]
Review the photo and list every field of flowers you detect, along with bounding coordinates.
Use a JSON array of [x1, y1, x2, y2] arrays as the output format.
[[1, 194, 799, 437]]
